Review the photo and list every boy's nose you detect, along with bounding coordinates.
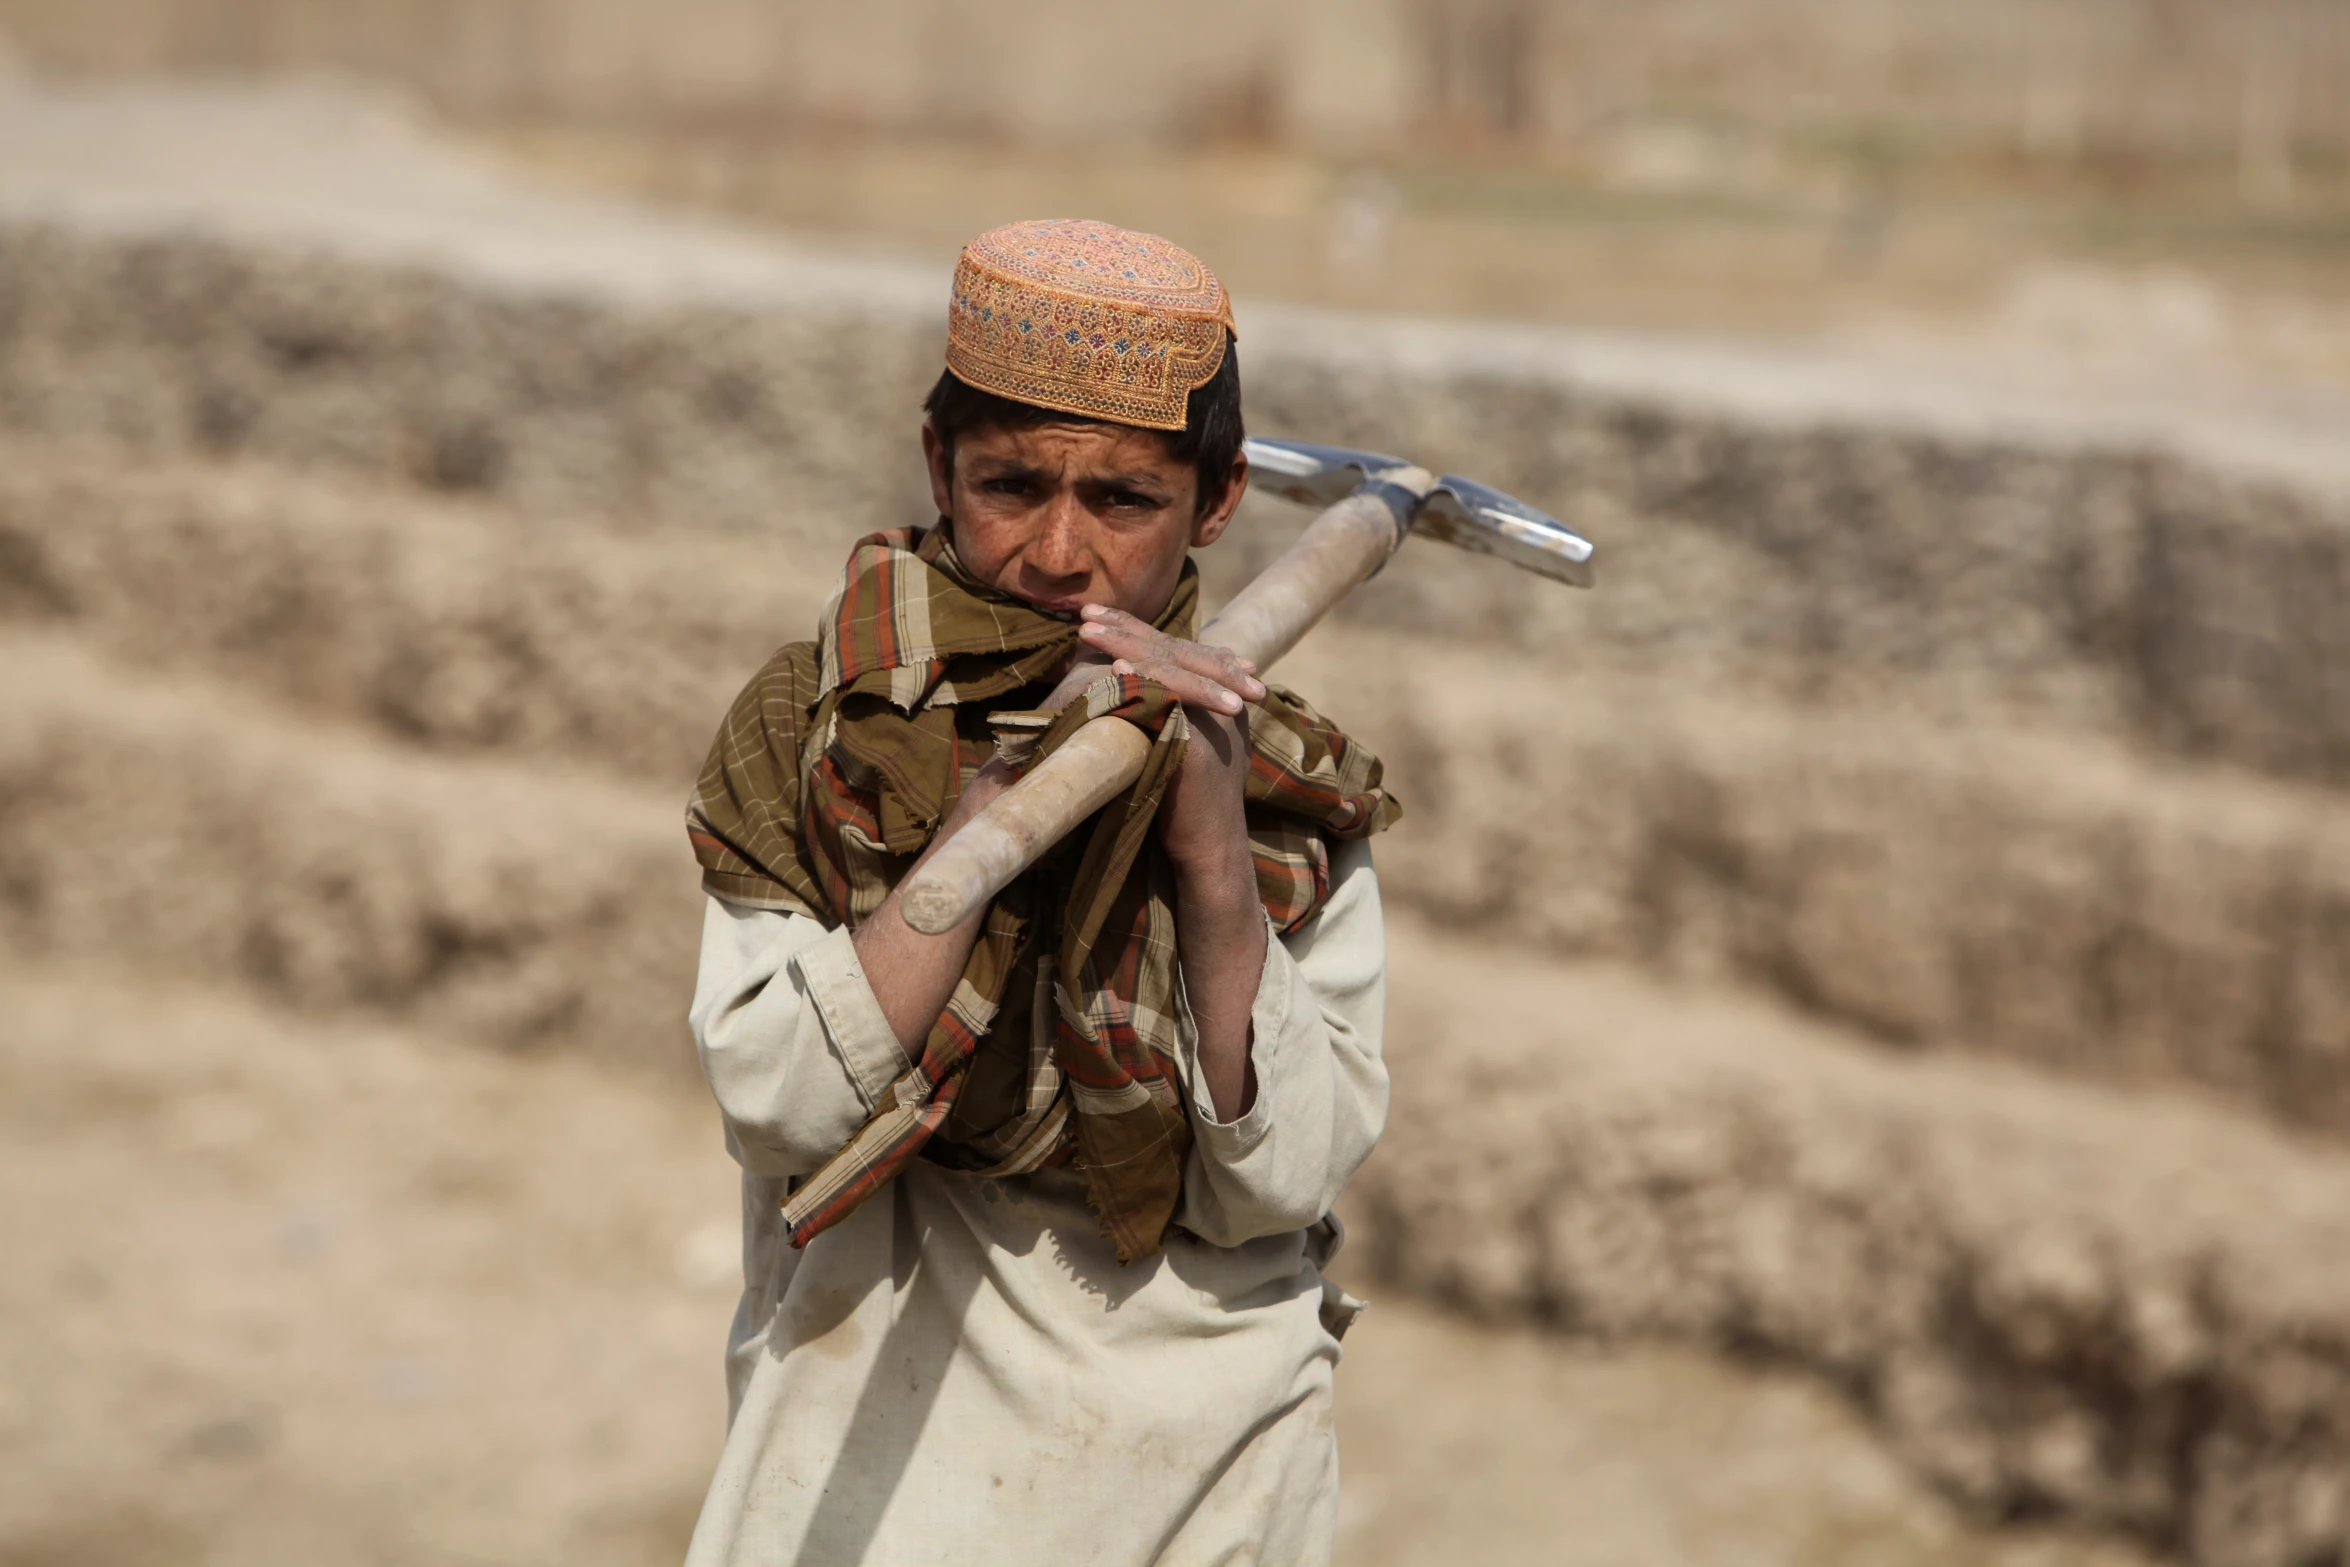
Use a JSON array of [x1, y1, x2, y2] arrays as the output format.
[[1027, 491, 1091, 582]]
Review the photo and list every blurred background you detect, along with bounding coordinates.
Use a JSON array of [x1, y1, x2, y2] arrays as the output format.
[[0, 3, 2346, 1565], [9, 0, 2350, 361]]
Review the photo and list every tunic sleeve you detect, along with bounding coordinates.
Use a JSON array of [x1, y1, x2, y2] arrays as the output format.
[[1176, 837, 1388, 1247], [689, 895, 914, 1179]]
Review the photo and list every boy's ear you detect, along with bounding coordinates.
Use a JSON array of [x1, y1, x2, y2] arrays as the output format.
[[1188, 452, 1250, 549], [921, 421, 956, 519]]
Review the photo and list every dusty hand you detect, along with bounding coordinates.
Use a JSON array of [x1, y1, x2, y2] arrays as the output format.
[[1076, 607, 1269, 1119], [1074, 604, 1266, 718], [855, 754, 1019, 1053], [1074, 604, 1262, 876]]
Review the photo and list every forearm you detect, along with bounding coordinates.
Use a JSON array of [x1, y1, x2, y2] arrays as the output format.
[[845, 656, 1153, 1056], [1176, 840, 1270, 1123], [1061, 603, 1272, 1118], [850, 761, 1012, 1055], [851, 888, 985, 1056], [1177, 839, 1389, 1246]]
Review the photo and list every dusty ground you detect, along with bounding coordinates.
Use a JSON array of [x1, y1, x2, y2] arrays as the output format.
[[484, 122, 2350, 395], [3, 75, 2345, 1567], [0, 959, 2148, 1567]]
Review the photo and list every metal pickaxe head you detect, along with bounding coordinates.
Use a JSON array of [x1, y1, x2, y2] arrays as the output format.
[[901, 433, 1595, 935], [1241, 437, 1597, 588]]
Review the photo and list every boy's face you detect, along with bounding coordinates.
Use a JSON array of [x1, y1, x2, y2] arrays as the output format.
[[924, 418, 1247, 623]]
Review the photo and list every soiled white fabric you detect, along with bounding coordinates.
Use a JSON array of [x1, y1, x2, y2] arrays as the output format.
[[682, 838, 1387, 1567]]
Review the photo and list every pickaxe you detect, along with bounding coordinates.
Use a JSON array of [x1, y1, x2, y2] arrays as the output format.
[[898, 438, 1595, 934]]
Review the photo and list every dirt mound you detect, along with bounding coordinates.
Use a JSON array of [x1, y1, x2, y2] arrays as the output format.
[[0, 636, 697, 1070], [0, 633, 2336, 1564], [8, 215, 2349, 789], [1284, 630, 2350, 1134], [0, 960, 2153, 1567], [1356, 918, 2350, 1566], [4, 84, 2347, 1565], [8, 441, 2349, 1136], [0, 962, 734, 1567], [0, 439, 827, 784]]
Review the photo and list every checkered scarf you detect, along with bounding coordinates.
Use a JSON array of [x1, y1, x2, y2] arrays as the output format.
[[688, 525, 1398, 1261]]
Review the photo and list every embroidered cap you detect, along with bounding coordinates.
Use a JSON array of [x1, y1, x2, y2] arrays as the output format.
[[944, 219, 1235, 433]]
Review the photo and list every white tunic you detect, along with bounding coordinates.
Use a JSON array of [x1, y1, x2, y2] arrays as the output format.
[[682, 840, 1388, 1567]]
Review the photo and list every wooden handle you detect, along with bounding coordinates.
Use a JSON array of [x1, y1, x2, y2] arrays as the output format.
[[1198, 469, 1431, 666], [897, 469, 1433, 935], [900, 719, 1152, 934]]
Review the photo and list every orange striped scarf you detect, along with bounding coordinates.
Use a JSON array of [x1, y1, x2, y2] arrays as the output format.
[[688, 526, 1397, 1260]]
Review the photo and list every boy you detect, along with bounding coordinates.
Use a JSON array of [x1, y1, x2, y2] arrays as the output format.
[[682, 219, 1393, 1566]]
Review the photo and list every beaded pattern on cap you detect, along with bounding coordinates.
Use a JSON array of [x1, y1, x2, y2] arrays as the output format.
[[945, 219, 1235, 432]]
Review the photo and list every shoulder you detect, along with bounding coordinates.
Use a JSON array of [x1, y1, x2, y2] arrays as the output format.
[[707, 640, 827, 756], [739, 640, 826, 712]]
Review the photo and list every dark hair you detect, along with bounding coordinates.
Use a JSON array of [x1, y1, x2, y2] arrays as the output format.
[[922, 339, 1245, 516]]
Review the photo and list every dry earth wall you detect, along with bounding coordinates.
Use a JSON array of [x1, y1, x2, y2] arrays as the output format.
[[1353, 925, 2350, 1567], [6, 223, 2348, 789], [5, 440, 2343, 1134], [6, 194, 2350, 1567], [6, 621, 2349, 1567], [0, 636, 693, 1071], [5, 222, 2348, 1133]]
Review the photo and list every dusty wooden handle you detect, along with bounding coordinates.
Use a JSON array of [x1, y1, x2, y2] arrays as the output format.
[[897, 468, 1434, 935], [900, 719, 1153, 934], [1198, 468, 1432, 666]]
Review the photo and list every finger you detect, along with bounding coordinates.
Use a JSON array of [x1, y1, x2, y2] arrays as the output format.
[[1075, 615, 1158, 658], [1079, 617, 1265, 701], [1196, 639, 1258, 676], [1082, 616, 1259, 693], [1112, 657, 1248, 715], [1115, 646, 1254, 710], [1161, 638, 1266, 701], [1078, 604, 1147, 638]]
